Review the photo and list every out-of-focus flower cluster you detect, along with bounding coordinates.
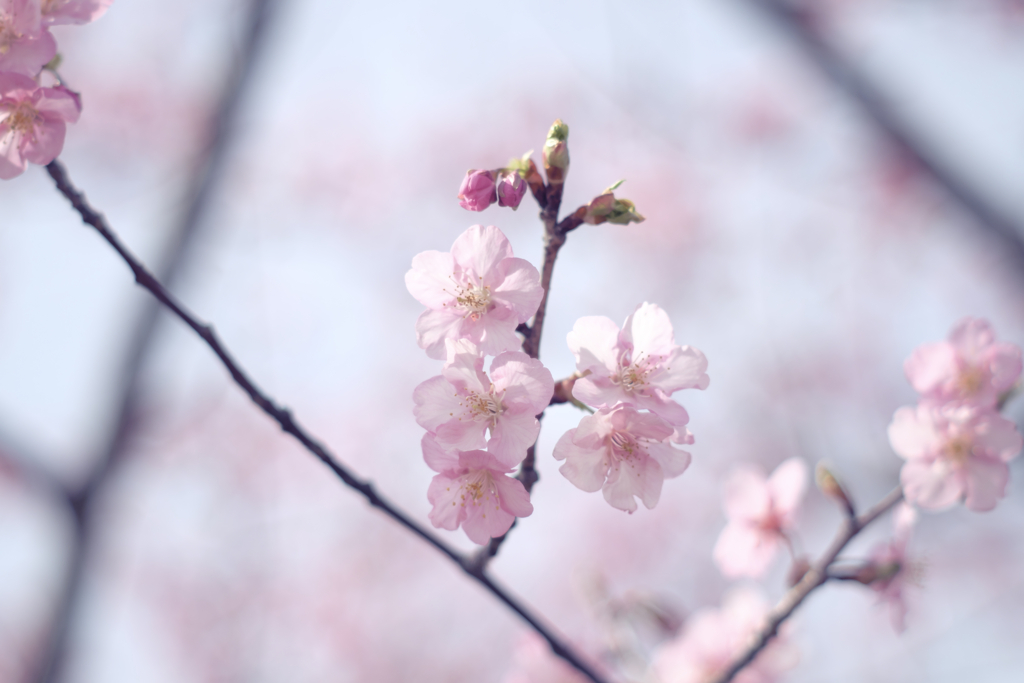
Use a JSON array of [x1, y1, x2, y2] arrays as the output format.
[[0, 0, 110, 179], [889, 317, 1022, 512], [406, 224, 552, 544]]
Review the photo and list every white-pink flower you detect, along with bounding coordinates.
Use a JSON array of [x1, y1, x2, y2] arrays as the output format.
[[0, 72, 80, 179], [713, 458, 807, 578], [406, 224, 543, 360], [568, 303, 709, 425], [888, 403, 1021, 511], [413, 339, 553, 468], [422, 434, 533, 545], [866, 502, 919, 633], [0, 0, 56, 77], [653, 587, 798, 683], [904, 317, 1021, 409], [552, 404, 692, 513], [40, 0, 112, 26]]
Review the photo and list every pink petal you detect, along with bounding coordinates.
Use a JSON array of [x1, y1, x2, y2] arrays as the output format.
[[414, 308, 462, 360], [492, 474, 534, 518], [635, 390, 691, 426], [491, 258, 543, 321], [963, 456, 1009, 512], [722, 467, 771, 522], [0, 130, 27, 179], [900, 459, 963, 510], [604, 455, 664, 510], [567, 316, 621, 374], [461, 505, 515, 545], [949, 317, 995, 362], [34, 86, 81, 123], [427, 473, 465, 530], [405, 250, 457, 309], [570, 412, 608, 449], [21, 117, 66, 166], [974, 412, 1023, 462], [440, 339, 489, 393], [616, 407, 675, 442], [42, 0, 113, 26], [988, 343, 1022, 394], [421, 434, 460, 473], [490, 353, 553, 412], [450, 225, 513, 279], [622, 302, 676, 357], [647, 441, 692, 479], [435, 417, 487, 453], [767, 457, 807, 518], [653, 345, 710, 392], [888, 405, 939, 460], [713, 523, 779, 578], [904, 342, 957, 395], [488, 412, 539, 468], [601, 462, 639, 512], [412, 375, 462, 432], [0, 29, 56, 77], [466, 308, 522, 357], [553, 430, 607, 493]]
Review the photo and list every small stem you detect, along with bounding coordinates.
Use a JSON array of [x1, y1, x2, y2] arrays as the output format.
[[710, 486, 903, 683]]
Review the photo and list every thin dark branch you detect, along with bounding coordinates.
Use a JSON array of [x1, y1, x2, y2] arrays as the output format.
[[710, 486, 904, 683], [45, 159, 611, 683], [745, 0, 1024, 271]]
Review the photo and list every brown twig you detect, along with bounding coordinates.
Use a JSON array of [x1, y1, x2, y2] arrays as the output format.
[[45, 159, 611, 683], [710, 486, 904, 683]]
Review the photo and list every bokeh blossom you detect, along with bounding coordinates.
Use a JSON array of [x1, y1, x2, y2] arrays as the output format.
[[0, 72, 80, 179], [0, 0, 56, 76], [422, 434, 533, 545], [568, 303, 708, 425], [405, 224, 543, 359], [457, 169, 497, 211], [865, 502, 920, 632], [653, 587, 798, 683], [888, 403, 1021, 511], [904, 317, 1021, 409], [713, 458, 808, 578], [553, 404, 692, 512], [413, 339, 553, 467]]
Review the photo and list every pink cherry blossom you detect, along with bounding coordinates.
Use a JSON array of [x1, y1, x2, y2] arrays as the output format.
[[40, 0, 113, 25], [496, 170, 526, 209], [552, 404, 692, 513], [405, 224, 543, 359], [713, 458, 807, 578], [413, 339, 554, 467], [0, 0, 57, 77], [0, 72, 80, 179], [653, 587, 798, 683], [888, 403, 1021, 511], [457, 169, 497, 211], [568, 303, 709, 425], [866, 502, 919, 633], [422, 434, 533, 545], [904, 317, 1021, 409]]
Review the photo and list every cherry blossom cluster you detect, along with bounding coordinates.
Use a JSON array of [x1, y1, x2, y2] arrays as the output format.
[[554, 304, 710, 513], [0, 0, 110, 179], [889, 317, 1022, 512], [406, 224, 553, 544]]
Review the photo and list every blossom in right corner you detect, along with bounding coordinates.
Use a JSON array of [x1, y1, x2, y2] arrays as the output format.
[[653, 587, 798, 683], [904, 317, 1021, 409], [713, 458, 808, 578], [888, 402, 1021, 511]]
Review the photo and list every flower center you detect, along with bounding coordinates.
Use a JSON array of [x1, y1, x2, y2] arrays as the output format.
[[443, 274, 493, 321], [463, 390, 504, 426], [459, 470, 498, 509], [957, 365, 986, 398], [613, 353, 655, 394], [943, 435, 973, 467], [2, 101, 38, 136]]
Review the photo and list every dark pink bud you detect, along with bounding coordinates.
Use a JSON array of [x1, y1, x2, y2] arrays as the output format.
[[457, 169, 497, 212], [496, 171, 527, 210]]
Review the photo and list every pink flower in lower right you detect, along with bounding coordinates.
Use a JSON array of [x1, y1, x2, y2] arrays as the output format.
[[653, 587, 797, 683], [888, 403, 1021, 511]]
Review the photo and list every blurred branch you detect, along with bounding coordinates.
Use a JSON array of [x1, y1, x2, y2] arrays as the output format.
[[745, 0, 1024, 271], [33, 1, 279, 681], [711, 485, 904, 683], [44, 159, 612, 683], [0, 425, 71, 503]]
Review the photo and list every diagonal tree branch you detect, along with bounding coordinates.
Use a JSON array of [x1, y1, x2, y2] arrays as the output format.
[[44, 159, 613, 683], [710, 485, 904, 683], [744, 0, 1024, 272]]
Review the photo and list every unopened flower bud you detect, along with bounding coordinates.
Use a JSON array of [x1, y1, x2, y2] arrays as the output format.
[[543, 119, 570, 184], [457, 169, 497, 212], [497, 171, 527, 210], [815, 463, 855, 517], [583, 186, 646, 226]]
